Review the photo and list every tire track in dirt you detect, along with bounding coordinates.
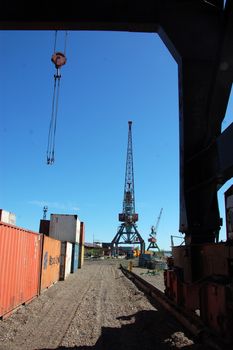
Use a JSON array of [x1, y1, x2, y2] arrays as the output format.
[[0, 260, 212, 350], [60, 263, 106, 347], [60, 262, 204, 350], [60, 262, 163, 348]]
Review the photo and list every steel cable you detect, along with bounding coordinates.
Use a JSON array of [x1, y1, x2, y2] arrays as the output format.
[[46, 30, 67, 165], [47, 74, 61, 164]]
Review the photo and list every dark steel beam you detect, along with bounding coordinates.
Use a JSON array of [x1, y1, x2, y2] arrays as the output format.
[[0, 1, 223, 31], [0, 0, 161, 31], [217, 122, 233, 183]]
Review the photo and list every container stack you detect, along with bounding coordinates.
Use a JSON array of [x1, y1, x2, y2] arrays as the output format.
[[0, 211, 85, 319], [49, 214, 81, 278]]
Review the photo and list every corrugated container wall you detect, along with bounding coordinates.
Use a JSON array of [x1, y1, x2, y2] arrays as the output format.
[[78, 222, 85, 268], [81, 245, 84, 267], [0, 209, 16, 225], [60, 242, 72, 280], [79, 222, 85, 245], [71, 243, 79, 273], [40, 235, 61, 292], [49, 214, 80, 243], [0, 222, 41, 318]]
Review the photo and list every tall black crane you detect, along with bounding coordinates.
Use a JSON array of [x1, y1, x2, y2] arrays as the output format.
[[111, 121, 145, 256]]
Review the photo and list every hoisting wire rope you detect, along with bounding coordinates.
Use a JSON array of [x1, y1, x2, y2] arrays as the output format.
[[46, 31, 68, 165], [46, 71, 61, 164], [64, 31, 68, 55], [53, 30, 58, 53]]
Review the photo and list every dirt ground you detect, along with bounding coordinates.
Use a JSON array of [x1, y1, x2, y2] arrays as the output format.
[[0, 259, 213, 350], [126, 264, 166, 292]]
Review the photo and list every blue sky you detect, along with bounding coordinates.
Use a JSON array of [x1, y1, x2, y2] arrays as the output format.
[[0, 30, 232, 250]]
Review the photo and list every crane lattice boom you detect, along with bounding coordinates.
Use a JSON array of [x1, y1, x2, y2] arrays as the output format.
[[119, 121, 138, 224], [111, 121, 144, 255]]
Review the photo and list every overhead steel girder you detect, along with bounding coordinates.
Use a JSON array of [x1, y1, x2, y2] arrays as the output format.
[[0, 0, 223, 31], [1, 0, 233, 243]]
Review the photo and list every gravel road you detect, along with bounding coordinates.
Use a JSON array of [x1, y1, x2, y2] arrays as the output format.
[[0, 260, 213, 350]]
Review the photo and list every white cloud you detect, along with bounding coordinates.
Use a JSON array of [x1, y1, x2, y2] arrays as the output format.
[[71, 207, 80, 211], [29, 200, 79, 212]]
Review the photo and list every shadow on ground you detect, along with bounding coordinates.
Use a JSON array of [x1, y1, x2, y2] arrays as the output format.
[[40, 310, 205, 350]]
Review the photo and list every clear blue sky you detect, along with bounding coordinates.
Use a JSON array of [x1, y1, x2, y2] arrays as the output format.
[[0, 30, 233, 250]]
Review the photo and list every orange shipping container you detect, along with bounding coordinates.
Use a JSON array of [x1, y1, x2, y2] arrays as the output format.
[[40, 235, 61, 292], [0, 222, 42, 318], [79, 222, 85, 245], [78, 244, 84, 268], [81, 244, 84, 266], [79, 222, 85, 268]]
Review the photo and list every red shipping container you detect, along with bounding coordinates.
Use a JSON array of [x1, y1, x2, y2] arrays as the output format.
[[0, 222, 42, 318]]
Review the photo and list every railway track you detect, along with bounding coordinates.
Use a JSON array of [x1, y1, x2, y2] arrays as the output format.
[[120, 264, 229, 350]]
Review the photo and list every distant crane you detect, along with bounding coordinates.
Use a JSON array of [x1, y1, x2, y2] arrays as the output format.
[[147, 208, 163, 251], [111, 121, 145, 256], [43, 206, 48, 220]]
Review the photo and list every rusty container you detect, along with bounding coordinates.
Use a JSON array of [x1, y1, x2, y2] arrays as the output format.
[[79, 222, 85, 245], [39, 219, 50, 235], [78, 222, 85, 268], [40, 235, 61, 292], [0, 222, 42, 318], [60, 241, 72, 280]]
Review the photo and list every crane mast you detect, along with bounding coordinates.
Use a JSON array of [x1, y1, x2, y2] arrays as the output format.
[[111, 121, 145, 256], [119, 121, 137, 223]]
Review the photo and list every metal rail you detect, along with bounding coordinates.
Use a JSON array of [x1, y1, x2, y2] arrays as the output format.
[[120, 264, 228, 350]]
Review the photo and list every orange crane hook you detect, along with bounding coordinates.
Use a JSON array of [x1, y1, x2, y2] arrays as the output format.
[[51, 52, 67, 69]]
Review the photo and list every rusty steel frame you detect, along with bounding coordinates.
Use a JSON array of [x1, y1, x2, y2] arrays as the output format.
[[120, 264, 229, 350]]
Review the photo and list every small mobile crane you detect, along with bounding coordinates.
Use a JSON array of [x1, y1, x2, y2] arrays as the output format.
[[147, 208, 163, 252]]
